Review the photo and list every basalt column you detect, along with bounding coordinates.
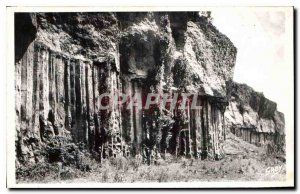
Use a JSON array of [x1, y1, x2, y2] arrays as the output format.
[[85, 62, 95, 151], [93, 58, 125, 158], [189, 95, 203, 158], [131, 79, 144, 156], [199, 98, 227, 160]]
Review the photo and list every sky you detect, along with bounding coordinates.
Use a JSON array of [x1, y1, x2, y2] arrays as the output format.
[[211, 7, 294, 131]]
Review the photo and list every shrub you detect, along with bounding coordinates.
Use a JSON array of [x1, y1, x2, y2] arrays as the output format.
[[181, 160, 188, 168], [113, 172, 124, 182], [109, 155, 129, 171], [157, 169, 169, 182], [16, 162, 59, 182], [264, 140, 285, 157], [129, 155, 143, 170], [101, 169, 109, 182]]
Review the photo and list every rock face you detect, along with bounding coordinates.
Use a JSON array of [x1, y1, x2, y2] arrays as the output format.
[[15, 12, 239, 165], [225, 82, 285, 147]]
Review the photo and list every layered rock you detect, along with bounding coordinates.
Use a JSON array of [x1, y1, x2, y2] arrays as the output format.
[[15, 12, 237, 164], [225, 82, 285, 147]]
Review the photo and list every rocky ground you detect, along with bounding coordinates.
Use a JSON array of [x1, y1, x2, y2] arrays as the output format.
[[16, 132, 286, 183]]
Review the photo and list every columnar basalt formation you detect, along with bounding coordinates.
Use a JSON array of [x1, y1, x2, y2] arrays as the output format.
[[15, 12, 239, 165], [224, 82, 285, 148]]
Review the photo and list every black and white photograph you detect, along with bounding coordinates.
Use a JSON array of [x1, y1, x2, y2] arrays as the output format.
[[6, 6, 294, 188]]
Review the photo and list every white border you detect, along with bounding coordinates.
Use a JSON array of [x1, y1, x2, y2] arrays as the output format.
[[6, 6, 295, 188]]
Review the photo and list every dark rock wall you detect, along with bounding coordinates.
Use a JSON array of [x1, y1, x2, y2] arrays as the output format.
[[15, 12, 238, 164]]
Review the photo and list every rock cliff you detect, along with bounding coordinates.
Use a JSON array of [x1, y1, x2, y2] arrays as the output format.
[[225, 82, 285, 150], [17, 12, 276, 166]]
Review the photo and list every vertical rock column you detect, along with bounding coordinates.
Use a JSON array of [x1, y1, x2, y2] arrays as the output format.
[[85, 62, 95, 150], [74, 60, 82, 142], [16, 42, 36, 163], [205, 99, 226, 159], [201, 99, 209, 159], [39, 45, 50, 125], [32, 43, 40, 139], [108, 69, 123, 157], [48, 51, 58, 135], [92, 64, 101, 152], [132, 80, 143, 155], [55, 55, 66, 136], [120, 77, 135, 156], [48, 51, 66, 135], [98, 62, 110, 157], [69, 59, 77, 140], [36, 43, 52, 140], [64, 58, 71, 133], [77, 60, 88, 143], [15, 45, 22, 163], [20, 42, 34, 138], [190, 96, 203, 158]]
